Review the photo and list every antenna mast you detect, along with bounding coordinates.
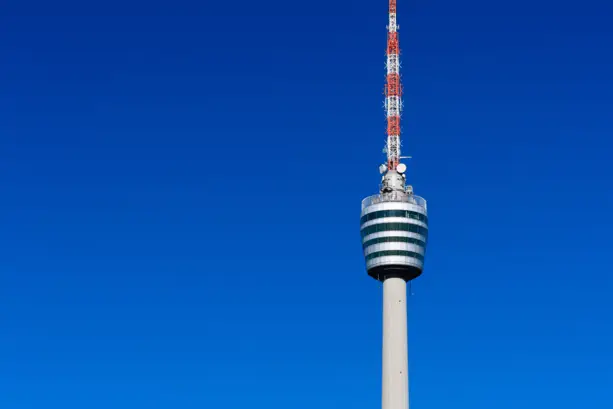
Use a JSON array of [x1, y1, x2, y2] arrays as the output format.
[[385, 0, 402, 171]]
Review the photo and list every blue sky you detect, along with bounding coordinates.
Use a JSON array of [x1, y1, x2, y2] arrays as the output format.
[[1, 0, 612, 407]]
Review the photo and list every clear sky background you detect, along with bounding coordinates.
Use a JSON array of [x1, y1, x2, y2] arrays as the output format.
[[1, 0, 612, 407]]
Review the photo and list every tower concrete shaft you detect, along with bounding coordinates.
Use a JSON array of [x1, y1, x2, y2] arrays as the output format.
[[382, 277, 409, 409]]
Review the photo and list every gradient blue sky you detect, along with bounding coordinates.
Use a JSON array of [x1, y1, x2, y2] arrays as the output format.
[[1, 0, 612, 407]]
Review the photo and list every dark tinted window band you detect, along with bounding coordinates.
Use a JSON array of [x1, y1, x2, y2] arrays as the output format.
[[360, 223, 428, 238], [362, 236, 426, 249], [360, 209, 428, 225], [365, 250, 424, 262]]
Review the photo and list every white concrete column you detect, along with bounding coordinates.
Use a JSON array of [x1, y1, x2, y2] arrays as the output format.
[[382, 277, 409, 409]]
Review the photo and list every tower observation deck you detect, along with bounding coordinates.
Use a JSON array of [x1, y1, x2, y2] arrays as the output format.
[[360, 173, 428, 282]]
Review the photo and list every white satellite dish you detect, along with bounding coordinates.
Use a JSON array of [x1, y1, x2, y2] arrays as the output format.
[[397, 163, 407, 173]]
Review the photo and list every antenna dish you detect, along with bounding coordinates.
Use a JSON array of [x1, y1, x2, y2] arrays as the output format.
[[397, 163, 407, 173], [379, 164, 388, 174]]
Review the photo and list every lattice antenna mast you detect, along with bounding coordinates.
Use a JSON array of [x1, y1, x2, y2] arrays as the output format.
[[385, 0, 402, 171]]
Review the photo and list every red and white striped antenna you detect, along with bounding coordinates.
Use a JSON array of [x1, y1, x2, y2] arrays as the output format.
[[385, 0, 402, 171]]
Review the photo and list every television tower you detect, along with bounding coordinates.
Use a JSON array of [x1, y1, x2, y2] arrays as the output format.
[[360, 1, 428, 409]]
